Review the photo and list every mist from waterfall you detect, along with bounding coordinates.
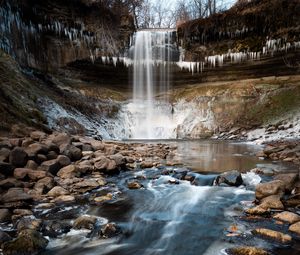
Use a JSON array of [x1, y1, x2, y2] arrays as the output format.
[[130, 30, 175, 139]]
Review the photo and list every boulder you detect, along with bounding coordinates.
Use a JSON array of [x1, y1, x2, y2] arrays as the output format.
[[2, 229, 48, 255], [53, 195, 75, 204], [214, 170, 243, 187], [0, 209, 11, 223], [16, 218, 42, 232], [36, 154, 47, 164], [57, 165, 80, 179], [226, 246, 269, 255], [25, 160, 38, 170], [0, 178, 22, 189], [72, 179, 99, 193], [289, 222, 300, 235], [245, 206, 269, 216], [274, 211, 300, 224], [46, 151, 58, 160], [100, 223, 120, 238], [60, 144, 82, 161], [14, 168, 30, 180], [91, 140, 104, 151], [259, 195, 284, 210], [109, 154, 126, 168], [73, 215, 97, 230], [30, 131, 46, 141], [25, 143, 48, 158], [0, 162, 15, 176], [0, 148, 10, 162], [274, 173, 298, 192], [56, 155, 71, 167], [50, 133, 71, 147], [47, 186, 69, 197], [0, 230, 12, 246], [1, 188, 32, 203], [94, 157, 109, 172], [252, 228, 292, 244], [9, 147, 28, 167], [41, 220, 72, 238], [94, 193, 112, 203], [255, 180, 285, 200], [40, 159, 61, 175], [127, 181, 142, 189], [34, 177, 54, 194]]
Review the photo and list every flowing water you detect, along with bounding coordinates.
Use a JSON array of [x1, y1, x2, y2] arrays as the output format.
[[42, 140, 299, 255]]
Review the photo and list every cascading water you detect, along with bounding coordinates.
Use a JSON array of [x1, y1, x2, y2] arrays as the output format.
[[128, 30, 178, 139]]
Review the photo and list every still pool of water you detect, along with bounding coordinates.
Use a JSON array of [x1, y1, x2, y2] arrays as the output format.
[[43, 140, 298, 255]]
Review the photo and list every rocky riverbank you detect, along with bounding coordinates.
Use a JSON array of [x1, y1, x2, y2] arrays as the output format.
[[0, 130, 176, 254]]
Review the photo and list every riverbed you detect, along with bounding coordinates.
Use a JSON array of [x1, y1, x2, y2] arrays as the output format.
[[39, 140, 298, 255]]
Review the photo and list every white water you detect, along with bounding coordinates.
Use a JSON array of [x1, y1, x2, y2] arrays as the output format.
[[130, 30, 175, 139]]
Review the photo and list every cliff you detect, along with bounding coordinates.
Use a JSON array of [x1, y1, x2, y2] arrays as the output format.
[[0, 0, 134, 71]]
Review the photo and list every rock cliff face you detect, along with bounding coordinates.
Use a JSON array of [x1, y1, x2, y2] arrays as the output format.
[[0, 0, 134, 71], [174, 0, 300, 84]]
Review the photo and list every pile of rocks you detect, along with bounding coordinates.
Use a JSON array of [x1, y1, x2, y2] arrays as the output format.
[[0, 130, 175, 254], [245, 172, 300, 245], [257, 140, 300, 165]]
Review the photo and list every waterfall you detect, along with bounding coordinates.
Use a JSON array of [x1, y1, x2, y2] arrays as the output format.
[[129, 30, 177, 139]]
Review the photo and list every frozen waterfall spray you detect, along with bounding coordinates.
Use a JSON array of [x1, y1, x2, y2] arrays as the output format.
[[130, 30, 177, 139]]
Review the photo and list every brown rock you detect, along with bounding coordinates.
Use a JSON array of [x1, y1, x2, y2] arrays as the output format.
[[57, 155, 71, 167], [40, 159, 61, 175], [30, 131, 46, 141], [94, 156, 110, 170], [100, 223, 119, 238], [127, 181, 141, 189], [73, 215, 97, 230], [2, 229, 48, 255], [0, 178, 22, 189], [14, 168, 30, 180], [57, 165, 80, 179], [1, 188, 32, 203], [25, 160, 38, 170], [227, 246, 269, 255], [27, 170, 46, 181], [255, 180, 285, 200], [289, 222, 300, 235], [252, 228, 292, 244], [91, 140, 104, 151], [34, 177, 54, 194], [9, 147, 28, 167], [47, 186, 69, 197], [53, 195, 75, 203], [51, 133, 71, 147], [25, 143, 48, 158], [274, 173, 299, 192], [61, 144, 82, 161], [0, 209, 11, 223], [16, 218, 42, 232], [274, 211, 300, 224], [94, 193, 112, 203], [73, 179, 99, 192], [260, 195, 284, 210]]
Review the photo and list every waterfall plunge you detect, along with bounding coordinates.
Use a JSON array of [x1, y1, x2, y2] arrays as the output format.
[[130, 30, 175, 139]]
